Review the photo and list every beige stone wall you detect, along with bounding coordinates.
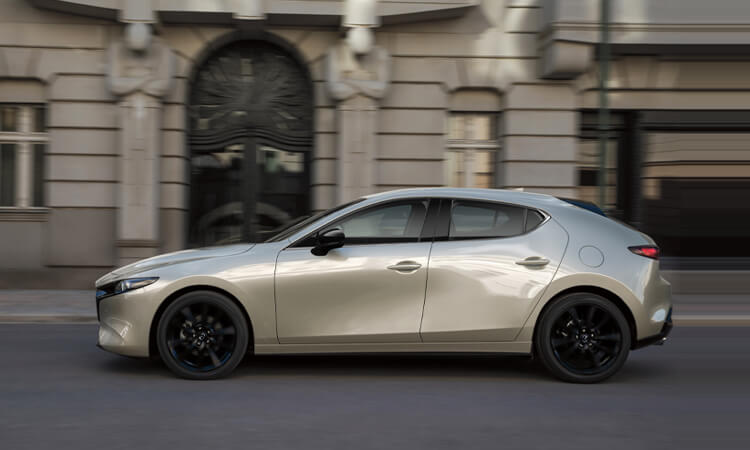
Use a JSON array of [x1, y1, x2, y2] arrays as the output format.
[[372, 0, 577, 198], [0, 0, 602, 283], [0, 0, 116, 282], [2, 0, 750, 285]]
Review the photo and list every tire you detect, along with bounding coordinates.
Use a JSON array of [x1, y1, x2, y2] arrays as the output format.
[[535, 293, 631, 383], [157, 290, 249, 380]]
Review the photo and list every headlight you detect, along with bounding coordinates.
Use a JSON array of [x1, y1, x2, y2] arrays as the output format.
[[114, 277, 159, 295]]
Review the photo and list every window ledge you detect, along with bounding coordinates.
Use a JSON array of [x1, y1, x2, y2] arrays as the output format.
[[0, 207, 50, 222]]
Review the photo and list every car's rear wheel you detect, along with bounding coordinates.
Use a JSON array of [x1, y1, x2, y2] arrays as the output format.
[[536, 293, 631, 383], [157, 291, 249, 380]]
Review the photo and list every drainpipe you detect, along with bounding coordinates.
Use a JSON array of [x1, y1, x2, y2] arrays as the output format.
[[598, 0, 611, 211]]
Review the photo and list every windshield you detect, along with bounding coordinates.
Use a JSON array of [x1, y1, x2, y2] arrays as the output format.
[[264, 198, 365, 243]]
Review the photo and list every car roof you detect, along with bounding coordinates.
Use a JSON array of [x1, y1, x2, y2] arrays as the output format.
[[361, 188, 565, 210]]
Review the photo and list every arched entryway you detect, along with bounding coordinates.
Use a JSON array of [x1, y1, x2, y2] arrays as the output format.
[[187, 35, 313, 246]]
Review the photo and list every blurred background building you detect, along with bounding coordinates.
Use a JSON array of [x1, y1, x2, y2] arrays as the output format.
[[0, 0, 748, 288]]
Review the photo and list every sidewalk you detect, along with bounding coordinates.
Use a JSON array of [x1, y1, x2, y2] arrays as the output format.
[[0, 290, 95, 323], [0, 290, 748, 325]]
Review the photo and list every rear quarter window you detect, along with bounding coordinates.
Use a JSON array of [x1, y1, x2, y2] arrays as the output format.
[[525, 210, 545, 232]]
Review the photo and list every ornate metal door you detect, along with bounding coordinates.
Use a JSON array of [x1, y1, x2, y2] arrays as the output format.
[[188, 40, 313, 246]]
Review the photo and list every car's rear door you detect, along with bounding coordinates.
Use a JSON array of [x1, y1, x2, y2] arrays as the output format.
[[275, 198, 438, 344], [420, 199, 568, 342]]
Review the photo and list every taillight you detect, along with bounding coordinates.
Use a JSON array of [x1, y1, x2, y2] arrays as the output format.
[[629, 245, 660, 260]]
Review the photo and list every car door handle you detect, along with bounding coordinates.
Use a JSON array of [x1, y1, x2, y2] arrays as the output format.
[[387, 261, 422, 272], [515, 257, 550, 267]]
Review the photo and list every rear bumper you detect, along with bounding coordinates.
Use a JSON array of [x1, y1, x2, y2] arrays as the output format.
[[634, 308, 673, 349]]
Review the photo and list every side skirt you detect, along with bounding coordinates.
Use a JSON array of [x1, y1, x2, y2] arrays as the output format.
[[255, 341, 532, 355]]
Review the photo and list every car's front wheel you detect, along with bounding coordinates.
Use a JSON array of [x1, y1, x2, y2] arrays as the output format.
[[536, 293, 631, 383], [157, 290, 249, 380]]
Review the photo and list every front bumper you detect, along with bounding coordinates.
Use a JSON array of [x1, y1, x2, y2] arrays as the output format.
[[96, 286, 160, 358], [634, 308, 673, 349]]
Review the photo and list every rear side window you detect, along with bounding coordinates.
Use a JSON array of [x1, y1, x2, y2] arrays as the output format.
[[449, 201, 525, 239]]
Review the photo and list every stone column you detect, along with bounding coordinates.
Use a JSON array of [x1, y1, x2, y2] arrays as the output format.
[[107, 23, 175, 265], [336, 95, 379, 201], [326, 3, 390, 203], [14, 106, 33, 208]]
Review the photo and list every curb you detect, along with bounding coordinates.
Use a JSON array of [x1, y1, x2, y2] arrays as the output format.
[[0, 315, 97, 324], [672, 315, 750, 327]]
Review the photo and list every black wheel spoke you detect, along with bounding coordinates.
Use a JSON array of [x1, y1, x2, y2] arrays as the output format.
[[559, 343, 578, 358], [180, 306, 195, 322], [597, 333, 620, 342], [175, 345, 193, 357], [586, 305, 596, 326], [215, 326, 236, 336], [591, 350, 604, 367], [592, 342, 616, 356], [552, 336, 574, 348], [593, 315, 610, 331], [207, 348, 221, 367], [211, 307, 225, 322], [568, 306, 581, 323]]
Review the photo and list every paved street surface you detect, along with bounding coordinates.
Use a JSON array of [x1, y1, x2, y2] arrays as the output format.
[[1, 325, 749, 450]]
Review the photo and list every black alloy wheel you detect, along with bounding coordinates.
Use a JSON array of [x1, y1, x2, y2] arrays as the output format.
[[157, 291, 249, 380], [536, 293, 631, 383]]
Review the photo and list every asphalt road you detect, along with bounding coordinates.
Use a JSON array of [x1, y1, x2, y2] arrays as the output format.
[[1, 325, 749, 450]]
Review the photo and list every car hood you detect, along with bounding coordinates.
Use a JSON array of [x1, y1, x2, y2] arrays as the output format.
[[95, 243, 255, 287]]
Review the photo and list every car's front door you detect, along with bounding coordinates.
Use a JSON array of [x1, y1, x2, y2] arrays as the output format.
[[275, 198, 436, 344], [420, 199, 568, 342]]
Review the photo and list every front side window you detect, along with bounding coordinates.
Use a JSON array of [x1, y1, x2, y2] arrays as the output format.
[[0, 104, 47, 207], [265, 198, 364, 243], [297, 200, 430, 246], [445, 112, 499, 188], [449, 200, 527, 239], [334, 200, 428, 243]]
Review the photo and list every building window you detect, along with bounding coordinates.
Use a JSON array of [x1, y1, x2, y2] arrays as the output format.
[[0, 104, 47, 207], [445, 112, 499, 189]]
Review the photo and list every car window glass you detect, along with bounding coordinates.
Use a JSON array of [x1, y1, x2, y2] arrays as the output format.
[[265, 198, 364, 242], [525, 209, 545, 232], [450, 201, 525, 239], [335, 201, 427, 240]]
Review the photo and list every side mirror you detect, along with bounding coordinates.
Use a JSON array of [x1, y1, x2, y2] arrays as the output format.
[[311, 228, 345, 256]]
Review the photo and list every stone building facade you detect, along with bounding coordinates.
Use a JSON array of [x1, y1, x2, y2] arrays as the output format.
[[0, 0, 749, 288]]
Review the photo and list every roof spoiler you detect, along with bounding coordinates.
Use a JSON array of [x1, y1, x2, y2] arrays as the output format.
[[557, 197, 607, 217]]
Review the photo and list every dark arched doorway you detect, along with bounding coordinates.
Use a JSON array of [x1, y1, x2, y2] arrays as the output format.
[[188, 37, 313, 246]]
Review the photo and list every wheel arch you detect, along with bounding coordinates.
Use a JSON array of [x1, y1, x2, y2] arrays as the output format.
[[531, 285, 638, 352], [148, 285, 255, 359]]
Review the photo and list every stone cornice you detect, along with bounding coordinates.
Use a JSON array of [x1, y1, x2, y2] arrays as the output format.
[[28, 0, 478, 26], [541, 22, 750, 43]]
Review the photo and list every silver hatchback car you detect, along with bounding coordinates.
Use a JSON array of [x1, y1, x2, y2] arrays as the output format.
[[96, 188, 672, 383]]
